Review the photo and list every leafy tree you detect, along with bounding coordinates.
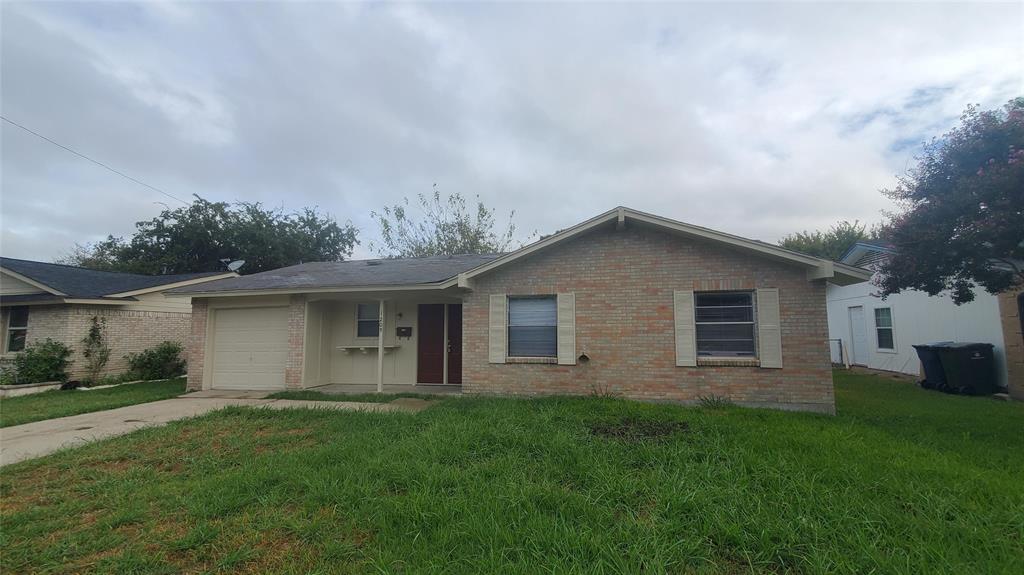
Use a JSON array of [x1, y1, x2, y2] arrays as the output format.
[[877, 98, 1024, 304], [371, 188, 528, 257], [779, 220, 880, 261], [59, 196, 359, 275], [81, 316, 111, 385]]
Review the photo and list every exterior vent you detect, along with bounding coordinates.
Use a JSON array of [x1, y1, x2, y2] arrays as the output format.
[[365, 260, 383, 266]]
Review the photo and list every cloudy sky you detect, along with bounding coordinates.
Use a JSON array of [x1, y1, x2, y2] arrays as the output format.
[[2, 1, 1021, 263]]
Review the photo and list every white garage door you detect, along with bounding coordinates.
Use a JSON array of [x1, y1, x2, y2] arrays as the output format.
[[212, 307, 289, 390]]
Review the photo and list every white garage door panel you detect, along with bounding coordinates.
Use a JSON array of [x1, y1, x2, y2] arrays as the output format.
[[212, 307, 289, 390]]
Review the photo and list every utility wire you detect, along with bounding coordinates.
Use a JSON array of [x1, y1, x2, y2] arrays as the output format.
[[1, 115, 189, 205]]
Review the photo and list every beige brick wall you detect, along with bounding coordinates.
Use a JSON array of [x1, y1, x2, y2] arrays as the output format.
[[462, 225, 836, 413], [998, 290, 1023, 398], [286, 295, 307, 389], [186, 299, 209, 391], [1, 304, 191, 380]]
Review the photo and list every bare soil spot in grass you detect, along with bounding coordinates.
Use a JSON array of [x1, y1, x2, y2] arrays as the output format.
[[588, 417, 689, 441]]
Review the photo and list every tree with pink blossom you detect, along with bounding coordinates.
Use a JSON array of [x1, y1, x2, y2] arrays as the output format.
[[877, 98, 1024, 304]]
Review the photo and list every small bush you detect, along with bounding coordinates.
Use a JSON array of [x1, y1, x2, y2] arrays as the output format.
[[126, 341, 186, 381], [10, 339, 73, 384], [81, 316, 112, 386], [698, 395, 735, 409]]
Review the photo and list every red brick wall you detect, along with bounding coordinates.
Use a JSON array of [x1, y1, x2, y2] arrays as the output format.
[[462, 224, 836, 413]]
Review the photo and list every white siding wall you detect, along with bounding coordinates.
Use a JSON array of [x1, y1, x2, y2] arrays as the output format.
[[324, 300, 425, 385], [0, 272, 46, 296], [826, 282, 1007, 387]]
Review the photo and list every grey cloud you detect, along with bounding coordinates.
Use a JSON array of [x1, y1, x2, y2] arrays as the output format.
[[2, 1, 1021, 263]]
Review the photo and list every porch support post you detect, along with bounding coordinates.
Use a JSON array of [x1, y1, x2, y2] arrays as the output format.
[[377, 299, 385, 393]]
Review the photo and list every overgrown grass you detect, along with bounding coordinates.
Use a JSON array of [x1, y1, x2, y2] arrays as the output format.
[[0, 378, 185, 427], [1, 371, 1021, 573], [266, 390, 442, 403]]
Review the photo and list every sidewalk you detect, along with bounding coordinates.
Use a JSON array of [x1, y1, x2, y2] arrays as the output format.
[[0, 394, 430, 466]]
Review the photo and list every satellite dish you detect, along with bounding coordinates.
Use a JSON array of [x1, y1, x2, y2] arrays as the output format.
[[227, 260, 245, 272]]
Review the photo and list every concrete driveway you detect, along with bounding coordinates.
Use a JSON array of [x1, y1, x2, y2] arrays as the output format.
[[0, 395, 430, 467]]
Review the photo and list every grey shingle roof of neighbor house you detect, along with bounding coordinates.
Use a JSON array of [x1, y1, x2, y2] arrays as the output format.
[[0, 257, 229, 299], [169, 254, 502, 294]]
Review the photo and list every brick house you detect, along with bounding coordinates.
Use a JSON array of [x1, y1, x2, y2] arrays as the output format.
[[171, 208, 870, 413], [0, 258, 234, 380]]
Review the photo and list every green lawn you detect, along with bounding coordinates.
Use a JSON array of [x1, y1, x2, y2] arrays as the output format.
[[0, 378, 186, 427], [1, 371, 1021, 574], [267, 390, 443, 403]]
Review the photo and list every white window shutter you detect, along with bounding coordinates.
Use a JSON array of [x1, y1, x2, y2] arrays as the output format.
[[757, 288, 783, 369], [488, 294, 507, 363], [674, 290, 697, 367], [556, 293, 576, 365]]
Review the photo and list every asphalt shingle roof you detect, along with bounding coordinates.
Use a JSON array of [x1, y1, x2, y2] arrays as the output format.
[[0, 257, 227, 298], [169, 254, 502, 294]]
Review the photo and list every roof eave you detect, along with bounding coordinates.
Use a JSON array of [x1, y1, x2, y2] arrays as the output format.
[[105, 272, 239, 298], [167, 281, 457, 298]]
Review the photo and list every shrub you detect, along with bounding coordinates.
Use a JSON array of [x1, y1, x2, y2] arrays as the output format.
[[126, 341, 186, 381], [698, 395, 735, 409], [10, 339, 73, 384], [81, 316, 112, 386]]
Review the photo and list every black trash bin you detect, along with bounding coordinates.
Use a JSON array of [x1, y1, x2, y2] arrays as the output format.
[[913, 342, 953, 390], [934, 343, 998, 396]]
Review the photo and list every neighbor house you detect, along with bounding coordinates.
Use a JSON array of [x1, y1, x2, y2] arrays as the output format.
[[825, 240, 1014, 391], [0, 258, 235, 380], [170, 208, 869, 413]]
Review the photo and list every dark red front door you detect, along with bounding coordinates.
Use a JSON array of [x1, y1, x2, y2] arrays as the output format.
[[417, 304, 445, 384], [417, 303, 463, 384], [447, 304, 463, 384]]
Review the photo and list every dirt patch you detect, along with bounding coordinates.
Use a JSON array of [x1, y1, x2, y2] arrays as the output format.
[[588, 417, 689, 441]]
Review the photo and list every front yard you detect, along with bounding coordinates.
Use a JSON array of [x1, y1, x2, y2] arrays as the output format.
[[0, 378, 186, 427], [1, 371, 1021, 573]]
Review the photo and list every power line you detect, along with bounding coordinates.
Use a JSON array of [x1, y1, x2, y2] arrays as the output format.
[[1, 115, 189, 205]]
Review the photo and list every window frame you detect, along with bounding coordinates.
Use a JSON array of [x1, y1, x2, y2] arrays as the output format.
[[694, 291, 758, 358], [355, 302, 380, 339], [873, 306, 896, 352], [5, 306, 29, 353], [506, 295, 558, 359]]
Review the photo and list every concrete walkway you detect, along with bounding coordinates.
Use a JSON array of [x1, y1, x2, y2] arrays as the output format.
[[0, 394, 431, 467]]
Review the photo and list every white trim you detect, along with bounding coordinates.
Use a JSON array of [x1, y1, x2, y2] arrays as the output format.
[[105, 273, 238, 297], [872, 305, 897, 353], [355, 302, 381, 341], [0, 268, 65, 296], [0, 297, 132, 307], [376, 298, 385, 393]]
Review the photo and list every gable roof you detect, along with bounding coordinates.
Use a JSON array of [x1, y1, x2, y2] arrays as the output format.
[[456, 207, 871, 287], [169, 207, 870, 297], [169, 254, 501, 295], [0, 257, 234, 300]]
